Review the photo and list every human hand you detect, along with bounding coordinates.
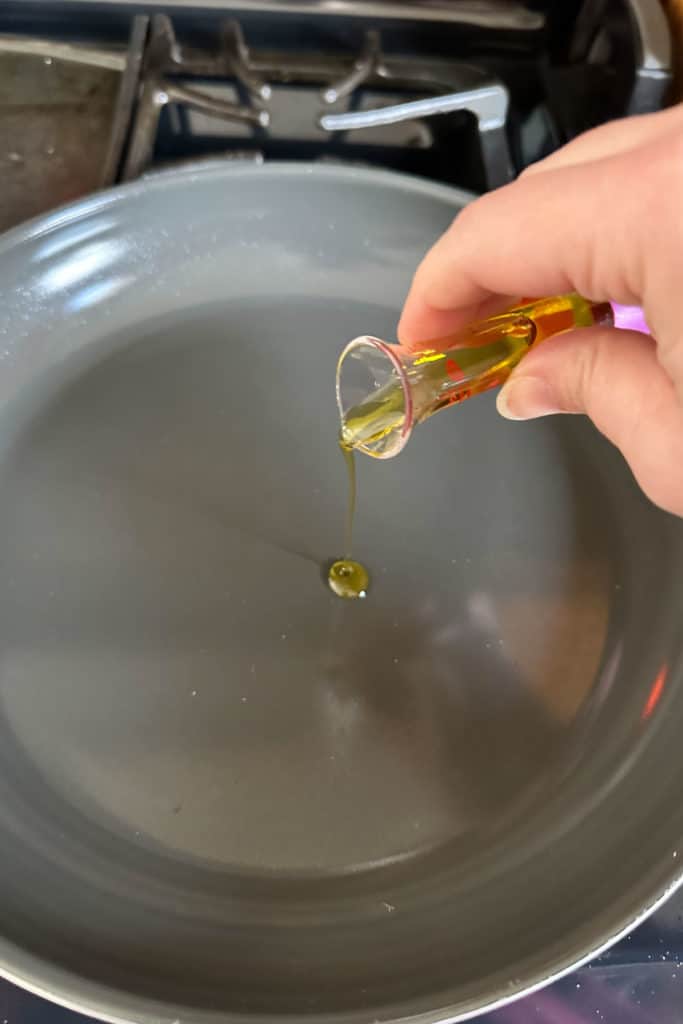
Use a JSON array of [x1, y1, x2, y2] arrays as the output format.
[[398, 105, 683, 516]]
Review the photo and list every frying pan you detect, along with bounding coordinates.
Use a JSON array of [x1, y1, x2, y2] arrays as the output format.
[[0, 162, 681, 1024]]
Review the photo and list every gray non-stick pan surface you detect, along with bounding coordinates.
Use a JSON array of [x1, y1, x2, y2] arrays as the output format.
[[0, 163, 682, 1024]]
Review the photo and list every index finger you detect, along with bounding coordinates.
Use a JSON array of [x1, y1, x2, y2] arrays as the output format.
[[397, 144, 652, 348]]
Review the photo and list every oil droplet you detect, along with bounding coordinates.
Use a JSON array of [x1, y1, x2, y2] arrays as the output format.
[[327, 559, 369, 600]]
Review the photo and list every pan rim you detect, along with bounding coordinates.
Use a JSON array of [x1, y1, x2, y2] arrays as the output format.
[[0, 158, 476, 255], [2, 868, 683, 1024]]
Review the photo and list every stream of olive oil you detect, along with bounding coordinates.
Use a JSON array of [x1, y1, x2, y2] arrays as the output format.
[[341, 440, 356, 558], [326, 439, 370, 600]]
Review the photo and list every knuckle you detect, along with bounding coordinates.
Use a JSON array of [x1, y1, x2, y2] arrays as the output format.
[[562, 334, 616, 422], [447, 190, 499, 255], [570, 338, 601, 412], [641, 130, 683, 214], [450, 196, 481, 238], [517, 162, 542, 181]]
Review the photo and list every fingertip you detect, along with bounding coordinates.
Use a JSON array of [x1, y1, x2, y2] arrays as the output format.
[[496, 376, 562, 420], [398, 292, 523, 350], [397, 295, 469, 349]]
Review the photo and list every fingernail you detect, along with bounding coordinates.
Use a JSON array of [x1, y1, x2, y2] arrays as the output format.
[[496, 377, 560, 420]]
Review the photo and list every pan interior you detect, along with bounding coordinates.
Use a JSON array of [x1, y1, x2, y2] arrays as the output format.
[[0, 297, 612, 872]]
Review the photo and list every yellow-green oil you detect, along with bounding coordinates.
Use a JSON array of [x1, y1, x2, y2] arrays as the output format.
[[326, 438, 370, 600], [339, 387, 405, 454]]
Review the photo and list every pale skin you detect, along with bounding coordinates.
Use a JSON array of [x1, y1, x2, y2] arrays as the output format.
[[398, 103, 683, 517]]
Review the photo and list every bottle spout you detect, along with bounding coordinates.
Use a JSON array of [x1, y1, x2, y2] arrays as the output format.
[[336, 293, 625, 459], [336, 336, 414, 459], [336, 311, 538, 458]]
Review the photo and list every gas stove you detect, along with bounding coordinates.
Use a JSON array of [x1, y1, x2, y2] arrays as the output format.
[[0, 1, 680, 1022], [0, 0, 673, 228]]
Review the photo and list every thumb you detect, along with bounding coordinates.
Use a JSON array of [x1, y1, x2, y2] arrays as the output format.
[[496, 327, 683, 516]]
